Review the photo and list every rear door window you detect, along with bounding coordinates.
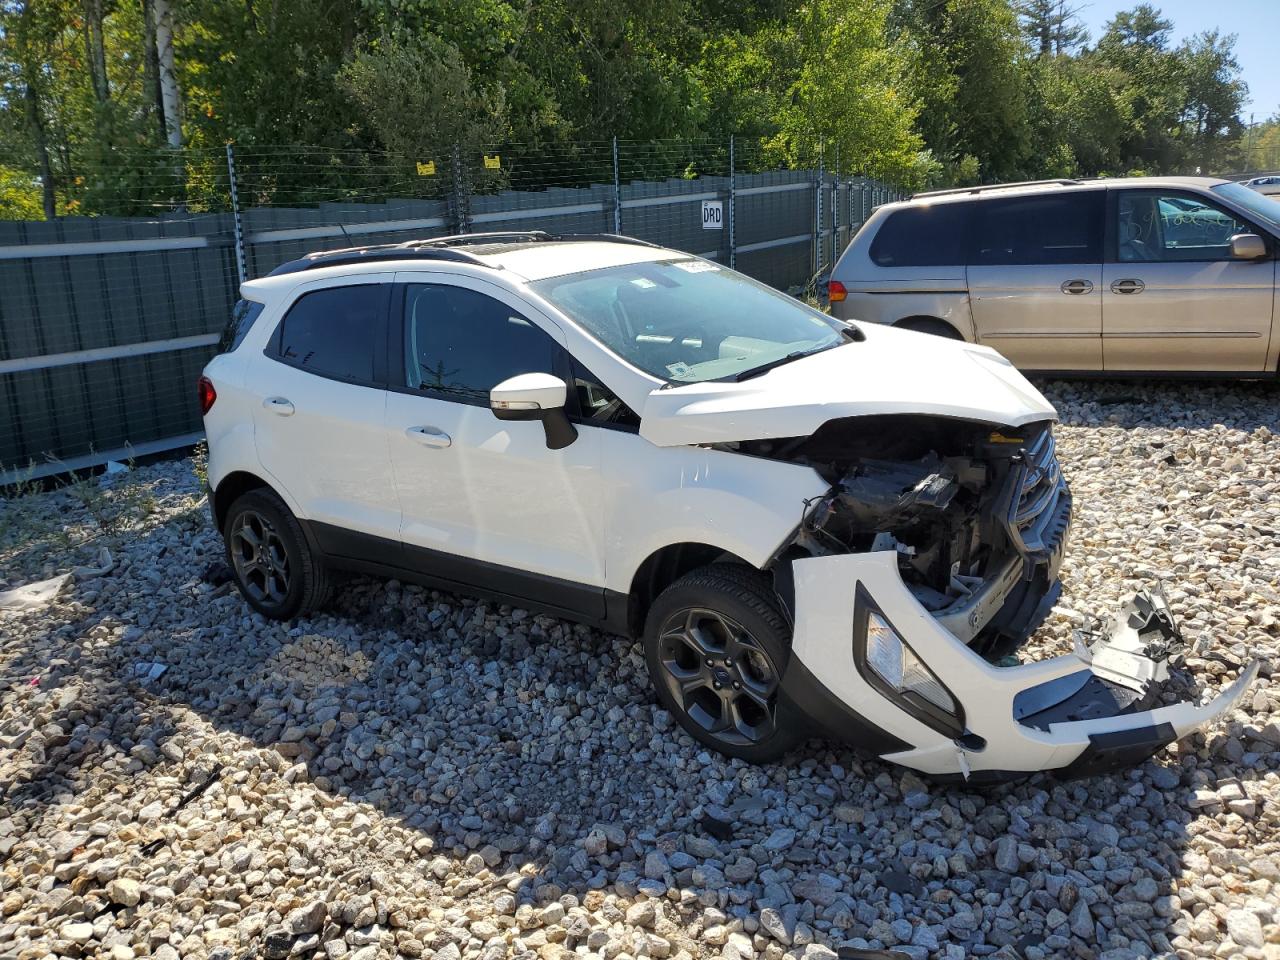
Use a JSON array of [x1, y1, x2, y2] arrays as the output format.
[[971, 192, 1103, 265], [869, 204, 970, 266], [273, 284, 388, 384]]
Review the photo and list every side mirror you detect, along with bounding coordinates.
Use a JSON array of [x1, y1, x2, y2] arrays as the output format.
[[1230, 233, 1267, 260], [490, 372, 577, 450]]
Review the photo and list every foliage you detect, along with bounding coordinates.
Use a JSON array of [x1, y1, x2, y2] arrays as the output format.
[[0, 0, 1262, 214]]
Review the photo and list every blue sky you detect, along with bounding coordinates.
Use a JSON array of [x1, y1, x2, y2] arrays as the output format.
[[1079, 1, 1277, 120]]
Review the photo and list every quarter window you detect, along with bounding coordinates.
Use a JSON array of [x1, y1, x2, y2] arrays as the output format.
[[869, 204, 970, 267], [404, 284, 561, 403], [972, 193, 1103, 265], [219, 299, 265, 354], [1117, 192, 1251, 262], [275, 285, 385, 383]]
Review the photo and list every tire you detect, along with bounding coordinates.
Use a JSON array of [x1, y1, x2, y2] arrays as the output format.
[[222, 488, 331, 620], [643, 564, 801, 762], [897, 317, 963, 339]]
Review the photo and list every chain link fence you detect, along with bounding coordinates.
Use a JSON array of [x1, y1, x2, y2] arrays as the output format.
[[0, 139, 907, 481]]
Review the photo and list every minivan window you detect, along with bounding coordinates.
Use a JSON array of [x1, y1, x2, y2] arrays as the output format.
[[1212, 181, 1280, 231], [972, 192, 1103, 265], [1117, 192, 1248, 262], [218, 299, 265, 354], [869, 204, 970, 267], [404, 284, 561, 403], [275, 285, 384, 383]]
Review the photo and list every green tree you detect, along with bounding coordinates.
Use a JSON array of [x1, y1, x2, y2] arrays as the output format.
[[895, 0, 1032, 182]]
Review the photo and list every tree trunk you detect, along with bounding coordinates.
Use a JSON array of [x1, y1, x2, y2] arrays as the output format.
[[153, 0, 183, 149], [23, 82, 56, 219], [82, 0, 110, 103], [141, 0, 166, 141]]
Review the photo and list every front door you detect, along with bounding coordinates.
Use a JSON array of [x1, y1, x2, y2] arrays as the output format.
[[1103, 190, 1275, 372], [384, 276, 607, 615], [251, 277, 401, 545], [968, 191, 1105, 371]]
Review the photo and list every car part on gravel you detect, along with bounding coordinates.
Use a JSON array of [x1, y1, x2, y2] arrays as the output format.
[[779, 552, 1257, 780]]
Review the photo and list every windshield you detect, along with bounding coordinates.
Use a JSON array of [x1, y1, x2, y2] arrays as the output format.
[[1211, 182, 1280, 231], [531, 258, 847, 383]]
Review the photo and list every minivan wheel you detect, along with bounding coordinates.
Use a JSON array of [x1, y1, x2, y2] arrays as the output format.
[[644, 565, 801, 762], [223, 488, 330, 620], [897, 317, 962, 339]]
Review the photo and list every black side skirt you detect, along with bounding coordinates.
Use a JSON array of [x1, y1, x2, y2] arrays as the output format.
[[303, 520, 632, 635]]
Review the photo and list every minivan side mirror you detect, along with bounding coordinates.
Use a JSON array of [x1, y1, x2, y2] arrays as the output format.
[[490, 372, 577, 450], [1230, 233, 1268, 260]]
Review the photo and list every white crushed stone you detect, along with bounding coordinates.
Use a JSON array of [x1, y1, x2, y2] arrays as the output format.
[[1, 379, 1278, 960]]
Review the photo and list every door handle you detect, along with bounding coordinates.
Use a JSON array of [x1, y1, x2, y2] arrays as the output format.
[[406, 426, 452, 448], [1060, 279, 1094, 295], [263, 397, 295, 416], [1110, 278, 1145, 295]]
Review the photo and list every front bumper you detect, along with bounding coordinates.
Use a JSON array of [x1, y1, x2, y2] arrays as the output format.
[[780, 551, 1257, 779]]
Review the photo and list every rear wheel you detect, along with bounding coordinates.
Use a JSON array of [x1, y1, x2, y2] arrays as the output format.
[[643, 565, 800, 762], [897, 317, 963, 339], [223, 488, 330, 620]]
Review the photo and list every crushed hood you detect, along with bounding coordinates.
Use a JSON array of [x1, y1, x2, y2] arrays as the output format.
[[639, 322, 1057, 447]]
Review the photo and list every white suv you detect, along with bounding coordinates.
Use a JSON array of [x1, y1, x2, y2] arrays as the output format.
[[200, 233, 1253, 779]]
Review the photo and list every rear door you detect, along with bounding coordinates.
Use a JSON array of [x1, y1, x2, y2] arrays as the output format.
[[967, 191, 1105, 371], [1102, 189, 1275, 372], [251, 276, 401, 544]]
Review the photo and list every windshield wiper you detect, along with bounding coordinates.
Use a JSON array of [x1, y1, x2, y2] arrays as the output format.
[[727, 348, 822, 382]]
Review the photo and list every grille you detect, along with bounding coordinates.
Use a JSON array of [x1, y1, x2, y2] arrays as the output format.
[[1003, 428, 1071, 560]]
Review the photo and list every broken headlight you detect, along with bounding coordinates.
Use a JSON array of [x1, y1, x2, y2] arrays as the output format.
[[853, 586, 965, 738]]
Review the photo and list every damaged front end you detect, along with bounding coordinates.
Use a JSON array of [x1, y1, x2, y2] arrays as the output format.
[[736, 415, 1254, 779]]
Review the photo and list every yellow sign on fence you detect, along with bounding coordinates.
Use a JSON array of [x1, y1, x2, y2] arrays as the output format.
[[483, 155, 502, 170], [415, 161, 436, 176]]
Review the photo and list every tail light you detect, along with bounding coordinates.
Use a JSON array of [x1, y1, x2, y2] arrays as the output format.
[[828, 280, 848, 303], [197, 376, 217, 415]]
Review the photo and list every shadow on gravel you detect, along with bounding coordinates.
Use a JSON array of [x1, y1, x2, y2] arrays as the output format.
[[5, 379, 1276, 958]]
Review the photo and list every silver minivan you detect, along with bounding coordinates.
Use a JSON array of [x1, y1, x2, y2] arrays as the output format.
[[829, 177, 1280, 375]]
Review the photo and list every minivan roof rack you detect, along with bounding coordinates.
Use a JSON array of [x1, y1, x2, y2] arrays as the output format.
[[266, 231, 664, 276], [912, 178, 1083, 200]]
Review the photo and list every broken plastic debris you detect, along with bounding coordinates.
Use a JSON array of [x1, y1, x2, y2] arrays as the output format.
[[133, 662, 168, 683], [104, 460, 130, 475], [72, 547, 113, 580], [0, 574, 71, 612]]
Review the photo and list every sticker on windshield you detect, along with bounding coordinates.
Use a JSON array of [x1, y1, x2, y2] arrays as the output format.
[[630, 277, 657, 289], [672, 260, 719, 273]]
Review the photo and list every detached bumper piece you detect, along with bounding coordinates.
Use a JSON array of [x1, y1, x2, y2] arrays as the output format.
[[783, 552, 1259, 780]]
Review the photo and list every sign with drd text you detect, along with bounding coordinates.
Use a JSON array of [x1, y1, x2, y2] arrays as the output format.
[[701, 199, 724, 230]]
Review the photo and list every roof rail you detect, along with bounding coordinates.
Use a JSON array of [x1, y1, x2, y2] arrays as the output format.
[[912, 178, 1083, 200], [265, 231, 666, 277], [266, 242, 491, 276]]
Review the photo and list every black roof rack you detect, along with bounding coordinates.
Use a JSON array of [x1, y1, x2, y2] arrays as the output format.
[[266, 231, 662, 276], [912, 178, 1083, 200]]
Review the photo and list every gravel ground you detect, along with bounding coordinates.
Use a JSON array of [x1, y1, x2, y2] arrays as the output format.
[[1, 379, 1278, 960]]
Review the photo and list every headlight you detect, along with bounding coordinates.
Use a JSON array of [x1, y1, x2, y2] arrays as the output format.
[[855, 587, 965, 737], [864, 611, 957, 714]]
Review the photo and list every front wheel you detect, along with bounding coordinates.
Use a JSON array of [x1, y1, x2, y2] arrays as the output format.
[[643, 565, 801, 762]]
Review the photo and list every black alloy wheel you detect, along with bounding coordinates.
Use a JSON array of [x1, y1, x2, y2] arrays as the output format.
[[221, 488, 331, 620], [657, 607, 781, 746], [228, 508, 291, 606], [643, 564, 801, 761]]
